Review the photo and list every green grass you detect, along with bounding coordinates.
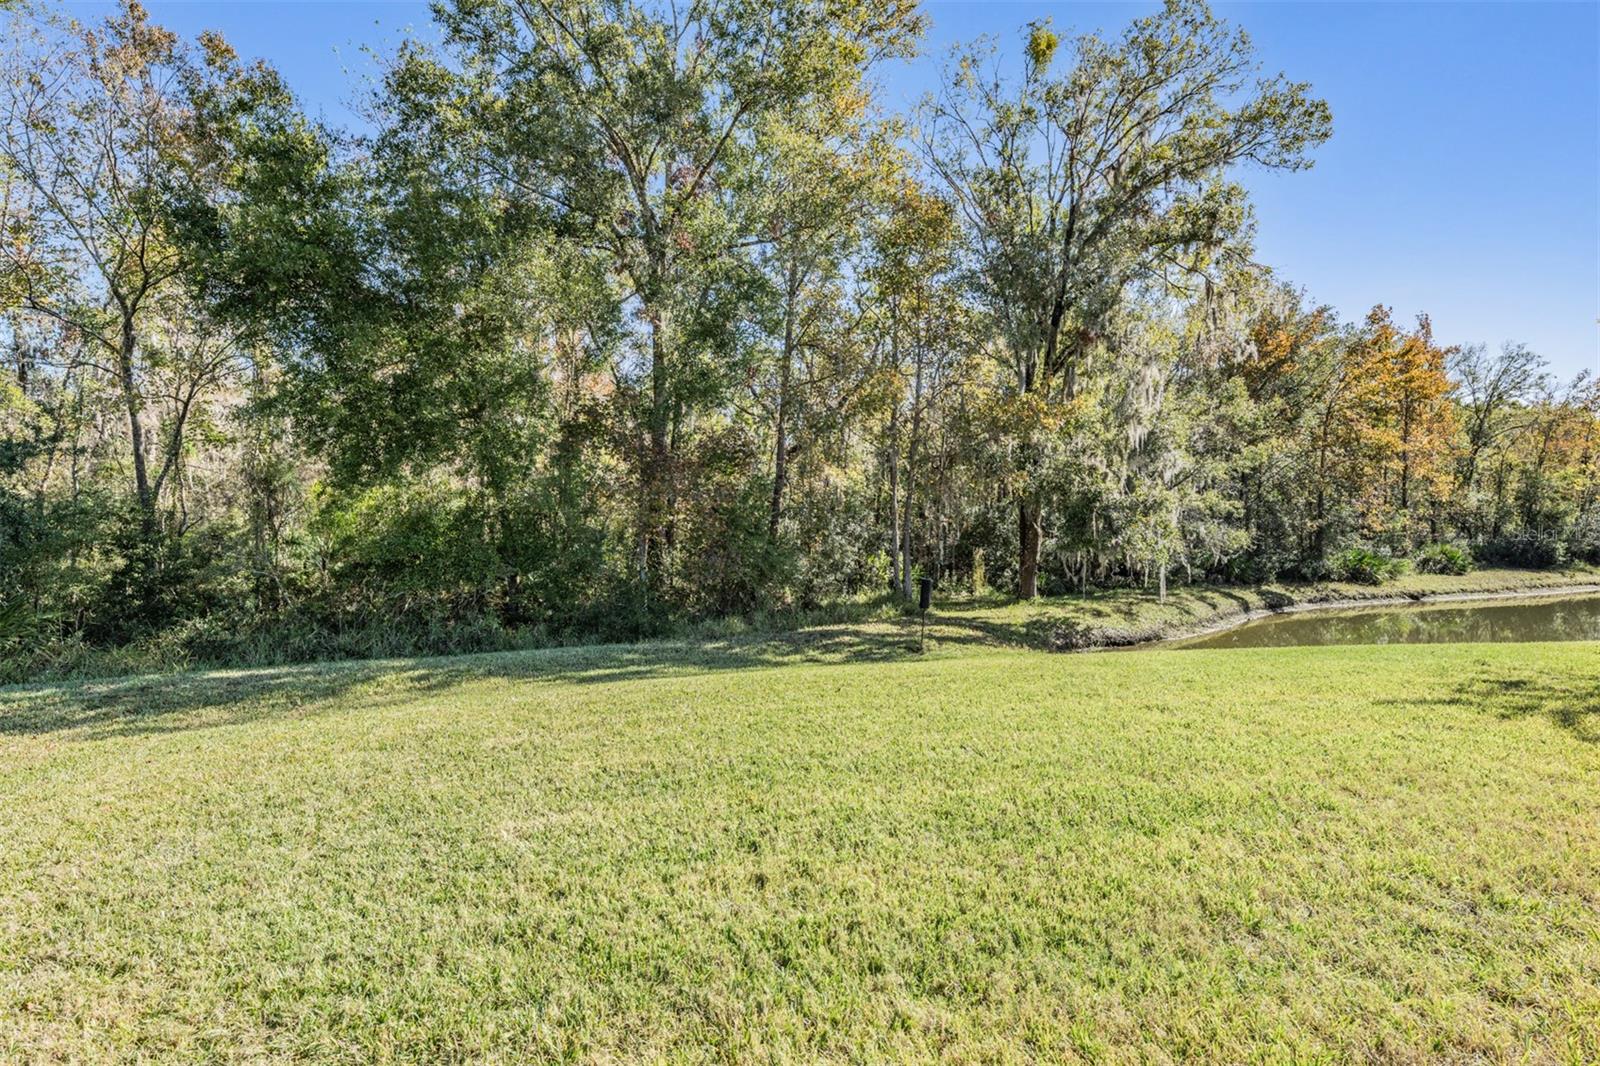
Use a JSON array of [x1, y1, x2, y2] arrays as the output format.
[[1, 631, 1597, 1062]]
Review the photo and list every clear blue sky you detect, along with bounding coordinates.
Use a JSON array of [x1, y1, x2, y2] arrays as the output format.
[[94, 0, 1600, 376]]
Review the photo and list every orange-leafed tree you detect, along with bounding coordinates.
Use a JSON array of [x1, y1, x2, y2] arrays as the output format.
[[1346, 307, 1457, 541]]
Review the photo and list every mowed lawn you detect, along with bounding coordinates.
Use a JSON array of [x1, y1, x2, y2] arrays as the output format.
[[1, 638, 1596, 1063]]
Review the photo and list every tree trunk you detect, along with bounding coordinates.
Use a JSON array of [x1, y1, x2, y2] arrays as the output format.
[[117, 311, 153, 520], [1399, 447, 1411, 512], [885, 301, 903, 595], [887, 439, 901, 594], [1015, 345, 1044, 600], [768, 267, 798, 540], [1018, 497, 1041, 599], [900, 346, 924, 600], [642, 306, 671, 590], [1312, 485, 1327, 557], [769, 360, 789, 541]]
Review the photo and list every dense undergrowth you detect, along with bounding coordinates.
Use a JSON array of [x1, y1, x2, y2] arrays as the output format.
[[7, 565, 1597, 684]]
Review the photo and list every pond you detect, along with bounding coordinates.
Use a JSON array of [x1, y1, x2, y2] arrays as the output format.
[[1171, 592, 1600, 649]]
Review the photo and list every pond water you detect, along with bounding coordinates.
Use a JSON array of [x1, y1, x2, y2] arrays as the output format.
[[1171, 592, 1600, 649]]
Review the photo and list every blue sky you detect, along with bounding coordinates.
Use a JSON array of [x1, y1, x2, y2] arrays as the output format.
[[100, 0, 1600, 376]]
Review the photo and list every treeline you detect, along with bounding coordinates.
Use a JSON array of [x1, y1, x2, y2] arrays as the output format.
[[1, 0, 1596, 679]]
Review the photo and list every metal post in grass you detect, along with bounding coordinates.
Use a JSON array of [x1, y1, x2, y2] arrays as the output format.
[[918, 576, 932, 653]]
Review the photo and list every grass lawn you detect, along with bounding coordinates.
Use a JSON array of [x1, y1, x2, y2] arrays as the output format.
[[1, 633, 1597, 1062]]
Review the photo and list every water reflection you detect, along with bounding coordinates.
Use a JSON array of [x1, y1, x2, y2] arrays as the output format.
[[1174, 593, 1600, 649]]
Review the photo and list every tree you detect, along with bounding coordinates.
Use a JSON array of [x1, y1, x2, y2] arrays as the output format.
[[11, 0, 1600, 683], [1346, 307, 1456, 542], [413, 0, 922, 598], [745, 73, 895, 544], [863, 177, 967, 597], [923, 0, 1330, 596], [1221, 281, 1343, 569], [0, 1, 235, 524], [1516, 372, 1599, 538], [1449, 341, 1546, 535]]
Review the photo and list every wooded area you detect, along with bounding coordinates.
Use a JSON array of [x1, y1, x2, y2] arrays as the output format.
[[2, 0, 1596, 679]]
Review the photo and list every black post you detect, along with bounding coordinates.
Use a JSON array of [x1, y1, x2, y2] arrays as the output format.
[[918, 576, 932, 652]]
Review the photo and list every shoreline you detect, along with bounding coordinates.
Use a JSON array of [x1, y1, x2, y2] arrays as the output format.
[[1102, 582, 1600, 651], [11, 571, 1600, 687]]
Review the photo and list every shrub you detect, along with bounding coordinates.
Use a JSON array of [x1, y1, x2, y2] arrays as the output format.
[[1565, 510, 1600, 564], [1414, 542, 1472, 575], [1473, 532, 1566, 569], [1329, 546, 1407, 585], [0, 598, 41, 684]]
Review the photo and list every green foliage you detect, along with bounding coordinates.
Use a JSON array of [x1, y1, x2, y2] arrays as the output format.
[[1414, 542, 1472, 575], [782, 484, 889, 607], [0, 597, 41, 683], [1474, 532, 1568, 570], [1329, 547, 1408, 585], [921, 0, 1332, 595], [677, 476, 793, 617], [2, 0, 1597, 683], [1565, 509, 1600, 564], [1024, 21, 1059, 74], [312, 482, 501, 612]]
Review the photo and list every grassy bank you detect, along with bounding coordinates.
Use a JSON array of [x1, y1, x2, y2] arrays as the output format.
[[2, 635, 1597, 1062], [681, 565, 1600, 660], [913, 565, 1600, 652]]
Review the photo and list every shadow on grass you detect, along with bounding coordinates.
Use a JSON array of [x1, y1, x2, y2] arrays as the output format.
[[0, 613, 1032, 741], [1469, 673, 1600, 743], [0, 585, 1281, 742], [0, 661, 460, 742], [1382, 666, 1600, 744]]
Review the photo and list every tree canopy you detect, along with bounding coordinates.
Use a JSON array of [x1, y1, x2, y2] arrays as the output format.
[[2, 0, 1595, 679]]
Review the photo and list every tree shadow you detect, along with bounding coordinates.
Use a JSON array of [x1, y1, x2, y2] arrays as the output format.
[[0, 660, 470, 742], [0, 586, 1320, 742], [1382, 665, 1600, 744], [1465, 672, 1600, 743], [0, 614, 1031, 742]]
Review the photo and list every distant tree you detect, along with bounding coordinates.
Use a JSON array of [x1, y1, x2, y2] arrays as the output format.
[[1347, 307, 1456, 542], [923, 0, 1330, 596], [744, 65, 898, 544], [1449, 341, 1546, 532], [863, 178, 969, 597], [413, 0, 923, 598], [1516, 372, 1600, 537], [0, 1, 248, 527]]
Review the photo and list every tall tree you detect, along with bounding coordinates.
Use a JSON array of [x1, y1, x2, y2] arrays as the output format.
[[1449, 340, 1546, 534], [1, 0, 202, 520], [1347, 307, 1456, 541], [923, 0, 1330, 596], [415, 0, 922, 598], [0, 1, 269, 544], [865, 177, 965, 597], [745, 79, 894, 543]]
